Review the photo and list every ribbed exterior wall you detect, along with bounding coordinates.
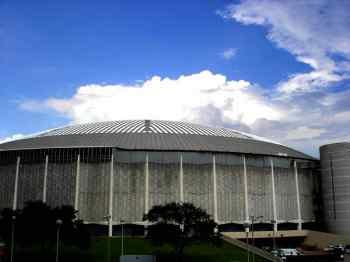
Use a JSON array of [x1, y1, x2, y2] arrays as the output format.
[[0, 151, 17, 210], [79, 148, 111, 222], [320, 143, 350, 235], [216, 154, 245, 222], [148, 152, 180, 208], [46, 154, 76, 208], [246, 156, 273, 221], [298, 166, 315, 221], [114, 151, 146, 222], [183, 152, 214, 217], [0, 148, 317, 227], [274, 158, 298, 221]]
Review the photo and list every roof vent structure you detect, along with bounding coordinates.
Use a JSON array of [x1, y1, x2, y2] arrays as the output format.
[[144, 120, 152, 132]]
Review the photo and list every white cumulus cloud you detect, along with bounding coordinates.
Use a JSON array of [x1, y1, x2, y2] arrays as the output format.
[[22, 71, 283, 126], [18, 70, 350, 157]]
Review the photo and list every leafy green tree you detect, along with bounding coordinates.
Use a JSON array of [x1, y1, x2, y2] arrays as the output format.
[[143, 202, 221, 260], [17, 201, 54, 246], [0, 201, 91, 249]]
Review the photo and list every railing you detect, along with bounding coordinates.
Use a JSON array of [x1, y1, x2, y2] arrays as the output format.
[[222, 235, 282, 262]]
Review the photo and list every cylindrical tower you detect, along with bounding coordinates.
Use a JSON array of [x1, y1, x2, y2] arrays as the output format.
[[320, 142, 350, 235]]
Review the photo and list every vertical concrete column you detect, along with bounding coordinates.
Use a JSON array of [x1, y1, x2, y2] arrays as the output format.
[[270, 158, 278, 232], [179, 153, 184, 202], [294, 160, 302, 230], [13, 156, 20, 210], [42, 154, 49, 203], [145, 153, 149, 215], [212, 154, 218, 223], [243, 155, 249, 223], [74, 154, 80, 211], [108, 153, 114, 237]]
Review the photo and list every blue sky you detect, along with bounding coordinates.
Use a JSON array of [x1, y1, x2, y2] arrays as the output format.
[[1, 0, 350, 157]]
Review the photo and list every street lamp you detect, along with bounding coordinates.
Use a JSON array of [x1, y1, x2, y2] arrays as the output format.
[[243, 222, 250, 262], [55, 219, 63, 262], [10, 215, 16, 262]]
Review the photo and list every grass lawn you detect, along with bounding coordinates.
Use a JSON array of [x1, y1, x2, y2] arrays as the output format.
[[10, 237, 269, 262], [90, 237, 269, 262]]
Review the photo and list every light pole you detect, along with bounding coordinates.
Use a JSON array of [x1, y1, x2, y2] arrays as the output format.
[[120, 219, 125, 256], [10, 215, 16, 262], [103, 215, 111, 236], [271, 220, 277, 250], [55, 219, 62, 262], [103, 215, 111, 262], [243, 222, 250, 262], [250, 216, 263, 262]]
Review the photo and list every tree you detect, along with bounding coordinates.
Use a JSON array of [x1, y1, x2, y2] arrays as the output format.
[[53, 205, 78, 246], [143, 202, 221, 260], [52, 205, 91, 249], [17, 201, 54, 246], [0, 201, 91, 249]]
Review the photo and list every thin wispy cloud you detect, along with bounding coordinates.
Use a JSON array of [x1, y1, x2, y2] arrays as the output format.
[[220, 0, 350, 95], [0, 134, 26, 144], [220, 48, 237, 60]]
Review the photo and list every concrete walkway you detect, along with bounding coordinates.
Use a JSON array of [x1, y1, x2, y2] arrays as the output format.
[[222, 230, 308, 239], [222, 235, 282, 262]]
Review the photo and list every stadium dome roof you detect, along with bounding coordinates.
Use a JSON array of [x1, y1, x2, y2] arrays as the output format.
[[0, 120, 314, 160]]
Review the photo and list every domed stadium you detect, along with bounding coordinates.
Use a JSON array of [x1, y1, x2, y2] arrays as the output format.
[[0, 120, 318, 235]]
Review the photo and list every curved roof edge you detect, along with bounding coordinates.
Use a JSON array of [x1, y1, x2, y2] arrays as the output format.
[[320, 142, 350, 152], [0, 132, 315, 161]]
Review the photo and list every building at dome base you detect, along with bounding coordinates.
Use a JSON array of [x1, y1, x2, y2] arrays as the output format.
[[0, 120, 319, 235]]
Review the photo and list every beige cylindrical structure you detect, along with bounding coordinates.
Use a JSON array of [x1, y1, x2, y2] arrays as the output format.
[[320, 142, 350, 235]]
